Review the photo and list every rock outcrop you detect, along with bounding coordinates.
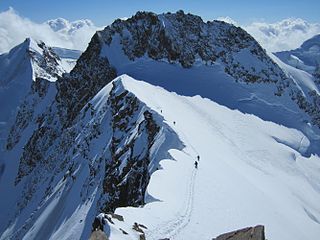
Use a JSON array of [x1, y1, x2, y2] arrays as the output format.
[[99, 10, 286, 85], [213, 225, 265, 240]]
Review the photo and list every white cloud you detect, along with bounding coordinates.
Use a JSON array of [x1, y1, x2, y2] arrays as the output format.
[[218, 16, 320, 52], [244, 18, 320, 52], [0, 8, 100, 54]]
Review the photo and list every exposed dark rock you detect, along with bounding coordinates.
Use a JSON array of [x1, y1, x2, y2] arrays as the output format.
[[132, 222, 144, 233], [4, 10, 320, 240], [291, 89, 320, 126], [6, 78, 51, 151], [56, 32, 117, 127], [102, 82, 160, 212], [120, 228, 128, 235], [314, 64, 320, 86], [139, 233, 146, 240], [92, 217, 104, 231], [89, 230, 108, 240], [31, 41, 61, 78], [110, 213, 124, 222], [99, 11, 286, 85], [213, 225, 265, 240]]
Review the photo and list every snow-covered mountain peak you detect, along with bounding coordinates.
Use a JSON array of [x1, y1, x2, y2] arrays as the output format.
[[0, 37, 81, 90], [275, 34, 320, 74], [0, 39, 81, 149], [57, 10, 292, 128], [301, 34, 320, 50], [0, 37, 70, 84], [55, 10, 320, 144], [98, 10, 281, 78]]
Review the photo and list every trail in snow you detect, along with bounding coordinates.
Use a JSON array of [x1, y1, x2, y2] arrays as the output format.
[[144, 118, 200, 240], [105, 77, 320, 240], [145, 168, 197, 240]]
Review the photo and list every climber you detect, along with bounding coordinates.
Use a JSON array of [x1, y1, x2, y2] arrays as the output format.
[[173, 121, 176, 125], [194, 161, 198, 169], [197, 155, 200, 161]]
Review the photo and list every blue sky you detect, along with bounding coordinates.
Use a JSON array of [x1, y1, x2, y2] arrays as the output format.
[[0, 0, 319, 25]]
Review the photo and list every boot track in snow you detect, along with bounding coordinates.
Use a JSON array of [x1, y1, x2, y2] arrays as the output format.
[[145, 167, 197, 240]]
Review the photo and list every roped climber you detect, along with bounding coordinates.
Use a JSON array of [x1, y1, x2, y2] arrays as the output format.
[[194, 161, 198, 169]]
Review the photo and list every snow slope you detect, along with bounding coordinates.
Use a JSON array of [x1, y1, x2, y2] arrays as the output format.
[[275, 34, 320, 74], [271, 53, 319, 96], [97, 75, 320, 240], [100, 33, 320, 153]]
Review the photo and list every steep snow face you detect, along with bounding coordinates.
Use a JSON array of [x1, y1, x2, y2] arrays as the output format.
[[275, 34, 320, 74], [268, 53, 320, 152], [270, 53, 319, 97], [0, 38, 80, 149], [0, 38, 33, 130]]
